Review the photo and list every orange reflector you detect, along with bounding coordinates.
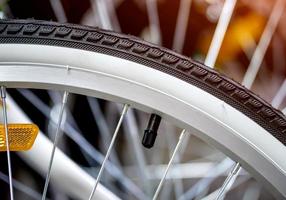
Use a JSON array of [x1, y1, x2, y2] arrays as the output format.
[[0, 124, 39, 151]]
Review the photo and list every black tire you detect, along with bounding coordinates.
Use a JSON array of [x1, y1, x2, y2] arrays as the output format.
[[0, 19, 285, 146]]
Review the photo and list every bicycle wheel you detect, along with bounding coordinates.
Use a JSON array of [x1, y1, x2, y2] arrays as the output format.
[[0, 19, 285, 199]]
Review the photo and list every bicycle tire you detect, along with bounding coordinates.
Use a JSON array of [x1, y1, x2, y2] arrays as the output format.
[[0, 19, 285, 145]]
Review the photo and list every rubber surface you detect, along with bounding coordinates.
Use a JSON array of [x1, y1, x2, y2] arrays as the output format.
[[0, 19, 285, 145]]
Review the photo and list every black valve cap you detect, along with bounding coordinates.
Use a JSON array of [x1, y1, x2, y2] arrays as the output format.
[[142, 114, 161, 148]]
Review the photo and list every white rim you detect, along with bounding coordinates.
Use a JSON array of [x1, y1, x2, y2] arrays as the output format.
[[0, 44, 285, 199]]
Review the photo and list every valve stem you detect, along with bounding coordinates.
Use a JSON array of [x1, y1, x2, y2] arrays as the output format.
[[142, 114, 161, 148]]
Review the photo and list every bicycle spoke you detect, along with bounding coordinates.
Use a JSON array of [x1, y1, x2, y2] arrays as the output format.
[[242, 0, 285, 89], [105, 0, 121, 32], [49, 0, 67, 22], [47, 91, 68, 150], [178, 158, 233, 200], [88, 104, 129, 200], [172, 0, 192, 53], [271, 79, 286, 108], [87, 98, 121, 166], [282, 107, 286, 115], [87, 99, 124, 189], [90, 0, 113, 30], [152, 129, 187, 200], [146, 0, 162, 45], [163, 126, 185, 200], [0, 86, 14, 200], [42, 91, 69, 200], [47, 95, 70, 199], [204, 0, 237, 68], [18, 89, 147, 200], [47, 91, 73, 200], [0, 170, 46, 200], [200, 175, 250, 200], [119, 106, 151, 193], [215, 162, 241, 200]]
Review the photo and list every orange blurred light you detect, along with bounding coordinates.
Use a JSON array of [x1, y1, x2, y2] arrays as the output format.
[[199, 13, 265, 64]]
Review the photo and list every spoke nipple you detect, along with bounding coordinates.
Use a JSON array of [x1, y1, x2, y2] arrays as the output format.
[[0, 86, 6, 98], [142, 114, 161, 148], [62, 91, 69, 104]]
